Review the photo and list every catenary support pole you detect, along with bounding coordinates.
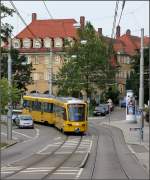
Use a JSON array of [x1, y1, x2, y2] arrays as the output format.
[[48, 50, 53, 96], [7, 38, 12, 141], [139, 28, 144, 141]]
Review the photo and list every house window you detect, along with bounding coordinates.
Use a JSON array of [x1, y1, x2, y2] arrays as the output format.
[[54, 38, 63, 48], [23, 38, 31, 48], [33, 73, 39, 80], [33, 39, 42, 48], [44, 37, 52, 48], [54, 55, 61, 64], [12, 39, 20, 48], [32, 56, 39, 65], [27, 56, 31, 64], [39, 72, 44, 80], [45, 56, 49, 64], [126, 57, 130, 64], [44, 72, 49, 80]]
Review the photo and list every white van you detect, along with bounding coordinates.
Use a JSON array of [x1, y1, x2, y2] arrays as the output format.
[[15, 115, 34, 129]]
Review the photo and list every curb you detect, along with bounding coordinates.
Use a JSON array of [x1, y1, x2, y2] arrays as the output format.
[[1, 141, 18, 150], [101, 123, 149, 176]]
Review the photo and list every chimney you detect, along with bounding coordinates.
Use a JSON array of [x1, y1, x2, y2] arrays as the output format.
[[32, 13, 37, 22], [126, 29, 131, 36], [116, 25, 120, 38], [80, 16, 85, 29], [98, 28, 102, 36]]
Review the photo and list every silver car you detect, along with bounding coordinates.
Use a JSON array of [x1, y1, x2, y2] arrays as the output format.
[[15, 115, 34, 129]]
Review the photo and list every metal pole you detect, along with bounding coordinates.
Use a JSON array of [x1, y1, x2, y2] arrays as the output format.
[[48, 50, 52, 96], [139, 28, 144, 141], [7, 38, 12, 141]]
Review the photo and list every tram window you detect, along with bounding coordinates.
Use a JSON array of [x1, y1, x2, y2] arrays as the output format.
[[43, 103, 53, 113], [32, 101, 41, 111], [68, 104, 85, 121], [23, 100, 30, 108], [54, 105, 66, 120]]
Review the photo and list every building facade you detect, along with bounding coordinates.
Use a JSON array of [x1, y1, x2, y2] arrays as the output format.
[[12, 13, 149, 97], [12, 13, 84, 95]]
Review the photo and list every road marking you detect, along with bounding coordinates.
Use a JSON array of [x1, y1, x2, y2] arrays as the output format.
[[1, 166, 81, 176], [88, 138, 93, 153], [12, 130, 32, 139], [2, 166, 23, 170], [76, 168, 83, 178], [53, 172, 76, 175], [37, 141, 62, 154], [54, 137, 61, 140], [1, 132, 18, 140], [1, 171, 15, 174], [22, 128, 40, 143]]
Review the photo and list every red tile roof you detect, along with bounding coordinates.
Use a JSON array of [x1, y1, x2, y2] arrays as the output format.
[[16, 19, 77, 39], [117, 34, 150, 56]]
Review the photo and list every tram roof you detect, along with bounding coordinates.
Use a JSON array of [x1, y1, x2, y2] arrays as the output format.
[[55, 96, 85, 104], [24, 93, 55, 99], [24, 94, 85, 103]]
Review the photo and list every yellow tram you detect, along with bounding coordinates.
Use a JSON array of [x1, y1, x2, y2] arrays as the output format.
[[22, 94, 88, 133], [22, 95, 55, 125]]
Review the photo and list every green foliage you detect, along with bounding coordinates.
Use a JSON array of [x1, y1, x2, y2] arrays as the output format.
[[0, 78, 21, 113], [126, 48, 149, 103], [1, 3, 15, 42], [101, 86, 120, 104], [57, 22, 117, 98], [2, 49, 34, 92]]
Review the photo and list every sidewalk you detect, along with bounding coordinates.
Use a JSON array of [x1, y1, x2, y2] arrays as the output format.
[[104, 118, 149, 174]]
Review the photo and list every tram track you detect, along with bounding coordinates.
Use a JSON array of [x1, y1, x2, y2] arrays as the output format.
[[2, 135, 69, 179], [2, 134, 93, 180], [88, 122, 130, 179], [40, 135, 83, 179]]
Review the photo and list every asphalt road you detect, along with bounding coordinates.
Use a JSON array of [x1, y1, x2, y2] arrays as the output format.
[[1, 108, 149, 179]]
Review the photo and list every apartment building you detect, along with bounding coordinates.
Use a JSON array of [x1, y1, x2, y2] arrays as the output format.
[[12, 13, 149, 97]]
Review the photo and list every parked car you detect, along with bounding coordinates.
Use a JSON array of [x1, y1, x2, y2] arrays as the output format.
[[93, 106, 106, 116], [15, 114, 34, 128], [98, 104, 109, 114], [120, 98, 126, 108]]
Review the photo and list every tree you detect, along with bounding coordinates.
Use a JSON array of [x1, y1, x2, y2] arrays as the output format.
[[101, 86, 120, 105], [2, 49, 34, 92], [1, 3, 15, 42], [0, 78, 20, 113], [126, 48, 149, 104], [57, 22, 117, 99], [1, 3, 34, 93]]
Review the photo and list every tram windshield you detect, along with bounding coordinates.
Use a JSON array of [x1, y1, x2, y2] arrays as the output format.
[[68, 104, 85, 121]]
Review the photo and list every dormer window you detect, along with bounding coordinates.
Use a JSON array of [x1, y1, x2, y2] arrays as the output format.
[[44, 37, 52, 48], [33, 38, 42, 48], [54, 37, 63, 48], [23, 38, 31, 48], [12, 38, 21, 48]]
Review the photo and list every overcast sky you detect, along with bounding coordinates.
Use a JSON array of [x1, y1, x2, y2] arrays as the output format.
[[2, 1, 149, 38]]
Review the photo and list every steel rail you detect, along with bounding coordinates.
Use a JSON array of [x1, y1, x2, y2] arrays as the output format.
[[41, 135, 83, 180], [89, 122, 130, 179], [3, 135, 69, 179]]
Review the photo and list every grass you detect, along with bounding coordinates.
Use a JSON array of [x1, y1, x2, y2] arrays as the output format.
[[0, 143, 7, 148]]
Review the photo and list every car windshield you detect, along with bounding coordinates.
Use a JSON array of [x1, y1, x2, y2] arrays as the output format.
[[68, 104, 85, 121], [95, 106, 104, 110], [19, 115, 32, 121]]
